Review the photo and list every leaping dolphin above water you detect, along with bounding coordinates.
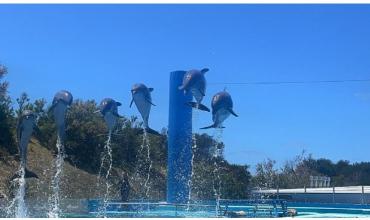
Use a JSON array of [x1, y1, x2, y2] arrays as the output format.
[[200, 91, 238, 129], [98, 98, 122, 131], [130, 83, 160, 136], [49, 90, 73, 141], [178, 68, 210, 112], [15, 110, 38, 179]]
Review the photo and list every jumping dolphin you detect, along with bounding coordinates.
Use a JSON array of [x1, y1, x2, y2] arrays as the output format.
[[130, 83, 160, 136], [14, 110, 38, 179], [98, 98, 122, 131], [200, 91, 238, 129], [178, 68, 210, 112], [49, 90, 73, 141]]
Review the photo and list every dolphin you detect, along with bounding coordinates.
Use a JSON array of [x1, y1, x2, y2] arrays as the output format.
[[14, 110, 38, 179], [178, 68, 210, 112], [130, 83, 160, 136], [200, 91, 238, 129], [49, 90, 73, 141], [98, 98, 122, 131]]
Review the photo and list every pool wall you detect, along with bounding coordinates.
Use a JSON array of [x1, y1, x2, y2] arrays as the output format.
[[281, 193, 370, 204]]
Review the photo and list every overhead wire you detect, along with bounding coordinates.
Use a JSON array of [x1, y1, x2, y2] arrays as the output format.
[[208, 79, 370, 86]]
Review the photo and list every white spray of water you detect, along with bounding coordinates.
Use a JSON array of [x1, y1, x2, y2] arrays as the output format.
[[97, 131, 113, 218], [212, 128, 223, 217], [48, 136, 64, 218], [143, 131, 152, 201], [15, 167, 27, 218], [5, 166, 28, 218], [130, 130, 151, 208], [187, 110, 199, 211], [143, 131, 152, 212]]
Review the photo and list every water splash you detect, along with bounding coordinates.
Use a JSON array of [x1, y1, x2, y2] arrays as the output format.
[[187, 110, 199, 211], [143, 131, 152, 201], [5, 166, 28, 218], [15, 167, 27, 218], [97, 131, 113, 217], [48, 136, 64, 218], [131, 130, 151, 206], [212, 128, 223, 217]]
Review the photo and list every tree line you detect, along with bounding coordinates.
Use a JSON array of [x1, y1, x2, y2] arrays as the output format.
[[253, 151, 370, 189], [2, 63, 370, 201], [0, 64, 251, 200]]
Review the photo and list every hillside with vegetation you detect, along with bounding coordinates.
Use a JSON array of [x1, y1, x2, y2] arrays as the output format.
[[2, 63, 370, 214], [0, 64, 251, 210]]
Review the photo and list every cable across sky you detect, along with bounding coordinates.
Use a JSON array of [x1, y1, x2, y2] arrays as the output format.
[[209, 79, 370, 86]]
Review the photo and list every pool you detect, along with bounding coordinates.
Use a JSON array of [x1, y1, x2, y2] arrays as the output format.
[[61, 200, 370, 218], [289, 202, 370, 218], [4, 199, 370, 218]]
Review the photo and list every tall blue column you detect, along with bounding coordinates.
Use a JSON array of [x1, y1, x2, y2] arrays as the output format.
[[167, 70, 193, 204]]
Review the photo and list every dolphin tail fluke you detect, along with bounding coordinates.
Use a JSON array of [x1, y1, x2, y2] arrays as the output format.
[[200, 123, 217, 129], [187, 102, 210, 112], [200, 124, 225, 129], [11, 168, 39, 180], [198, 103, 210, 112], [113, 112, 124, 118], [145, 127, 161, 136], [25, 168, 39, 179], [135, 128, 144, 135], [228, 108, 239, 117]]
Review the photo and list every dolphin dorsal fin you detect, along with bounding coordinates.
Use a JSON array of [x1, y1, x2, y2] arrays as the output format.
[[149, 88, 154, 92], [201, 68, 209, 74]]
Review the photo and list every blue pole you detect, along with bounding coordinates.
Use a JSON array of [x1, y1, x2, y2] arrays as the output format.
[[167, 70, 193, 204]]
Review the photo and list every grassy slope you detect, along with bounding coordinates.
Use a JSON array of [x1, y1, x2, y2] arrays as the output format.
[[0, 138, 123, 215]]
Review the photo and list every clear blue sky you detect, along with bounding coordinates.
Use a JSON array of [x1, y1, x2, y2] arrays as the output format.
[[1, 4, 370, 171]]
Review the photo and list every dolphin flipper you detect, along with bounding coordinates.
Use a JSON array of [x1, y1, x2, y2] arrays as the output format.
[[178, 85, 185, 90], [187, 102, 210, 112], [228, 108, 239, 117], [16, 123, 22, 144], [198, 88, 205, 97], [48, 103, 57, 113], [33, 125, 41, 135], [145, 127, 161, 136], [129, 98, 134, 108], [146, 98, 156, 106], [149, 88, 154, 92], [116, 102, 122, 106], [201, 68, 209, 74]]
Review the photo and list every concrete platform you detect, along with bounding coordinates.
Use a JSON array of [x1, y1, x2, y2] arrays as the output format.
[[253, 186, 370, 204]]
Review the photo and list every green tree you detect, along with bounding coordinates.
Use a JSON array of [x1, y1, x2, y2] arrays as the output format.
[[0, 64, 16, 155]]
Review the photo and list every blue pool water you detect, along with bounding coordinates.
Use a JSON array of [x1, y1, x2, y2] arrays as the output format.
[[59, 200, 370, 218]]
